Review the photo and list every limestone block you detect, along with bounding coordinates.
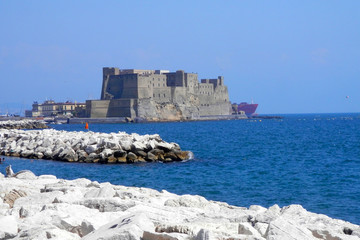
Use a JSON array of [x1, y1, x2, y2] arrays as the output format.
[[20, 149, 34, 158], [101, 148, 113, 158], [18, 226, 81, 240], [44, 148, 53, 159], [169, 142, 181, 151], [87, 153, 100, 162], [76, 198, 136, 212], [120, 140, 132, 151], [35, 152, 44, 159], [88, 137, 98, 145], [85, 144, 98, 154], [133, 141, 147, 151], [84, 185, 115, 198], [147, 139, 157, 150], [265, 216, 317, 240], [82, 212, 154, 240], [254, 222, 268, 237], [76, 150, 88, 161], [164, 195, 209, 208], [13, 191, 63, 209], [194, 229, 215, 240], [352, 227, 360, 237], [256, 204, 281, 223], [0, 215, 18, 239], [14, 170, 37, 180], [38, 175, 57, 180], [249, 205, 267, 213], [105, 140, 121, 150], [155, 142, 174, 151], [87, 181, 101, 188], [238, 222, 262, 237], [51, 146, 64, 158], [59, 147, 78, 162], [143, 231, 183, 240], [52, 215, 94, 237]]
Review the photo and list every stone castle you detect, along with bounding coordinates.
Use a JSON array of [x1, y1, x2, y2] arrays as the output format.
[[86, 67, 232, 121]]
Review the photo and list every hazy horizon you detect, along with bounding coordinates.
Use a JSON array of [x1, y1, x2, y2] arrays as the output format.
[[1, 1, 359, 115]]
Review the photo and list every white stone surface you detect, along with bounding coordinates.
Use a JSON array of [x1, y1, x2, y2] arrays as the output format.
[[0, 128, 191, 163], [0, 170, 359, 240]]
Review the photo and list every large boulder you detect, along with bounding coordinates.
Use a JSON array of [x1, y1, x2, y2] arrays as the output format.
[[0, 216, 18, 239], [82, 212, 154, 240]]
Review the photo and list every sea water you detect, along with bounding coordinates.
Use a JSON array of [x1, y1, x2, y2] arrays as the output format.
[[2, 113, 360, 224]]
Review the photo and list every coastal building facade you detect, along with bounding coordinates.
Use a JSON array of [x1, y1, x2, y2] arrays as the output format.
[[25, 100, 86, 117], [86, 67, 232, 120]]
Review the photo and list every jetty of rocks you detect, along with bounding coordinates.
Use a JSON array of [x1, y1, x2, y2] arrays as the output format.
[[0, 168, 359, 240], [0, 129, 191, 163], [0, 119, 48, 129]]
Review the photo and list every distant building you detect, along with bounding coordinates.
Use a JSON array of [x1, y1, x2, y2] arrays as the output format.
[[25, 100, 86, 117], [86, 67, 232, 120]]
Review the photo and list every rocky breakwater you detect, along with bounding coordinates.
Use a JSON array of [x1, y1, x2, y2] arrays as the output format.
[[0, 168, 359, 240], [0, 119, 48, 129], [0, 129, 191, 163]]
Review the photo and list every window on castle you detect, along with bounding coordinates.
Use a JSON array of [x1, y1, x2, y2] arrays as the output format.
[[164, 94, 165, 97], [158, 94, 160, 97]]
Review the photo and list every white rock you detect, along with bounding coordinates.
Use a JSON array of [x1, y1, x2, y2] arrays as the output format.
[[133, 141, 147, 151], [15, 170, 37, 180], [76, 198, 136, 212], [84, 185, 115, 198], [120, 140, 132, 151], [85, 144, 98, 154], [256, 204, 281, 223], [0, 215, 18, 239], [82, 212, 154, 240], [265, 216, 317, 240], [254, 222, 268, 237], [238, 222, 262, 237], [39, 174, 57, 179], [0, 169, 358, 240], [194, 229, 215, 240], [155, 141, 174, 151]]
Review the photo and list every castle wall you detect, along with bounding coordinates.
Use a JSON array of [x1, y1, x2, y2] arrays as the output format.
[[106, 99, 137, 118], [86, 99, 137, 118], [101, 68, 120, 99], [90, 67, 232, 120], [86, 100, 110, 118]]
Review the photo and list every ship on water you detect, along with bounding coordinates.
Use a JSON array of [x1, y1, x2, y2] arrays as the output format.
[[233, 102, 258, 117]]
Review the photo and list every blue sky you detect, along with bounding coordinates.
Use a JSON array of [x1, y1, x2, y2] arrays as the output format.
[[1, 1, 359, 114]]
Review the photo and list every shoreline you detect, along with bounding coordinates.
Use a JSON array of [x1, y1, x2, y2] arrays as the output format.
[[0, 168, 359, 239]]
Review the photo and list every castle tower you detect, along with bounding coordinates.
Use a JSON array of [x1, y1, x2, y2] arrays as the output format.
[[101, 67, 120, 100]]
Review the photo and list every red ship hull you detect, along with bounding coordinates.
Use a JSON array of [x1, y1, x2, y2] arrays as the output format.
[[237, 102, 258, 116]]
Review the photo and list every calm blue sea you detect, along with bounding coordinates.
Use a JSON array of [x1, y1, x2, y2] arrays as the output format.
[[2, 113, 360, 224]]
